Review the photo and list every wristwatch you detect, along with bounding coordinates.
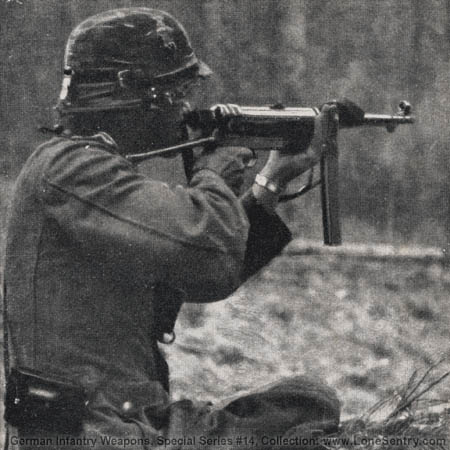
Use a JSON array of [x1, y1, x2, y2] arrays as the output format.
[[254, 173, 283, 194]]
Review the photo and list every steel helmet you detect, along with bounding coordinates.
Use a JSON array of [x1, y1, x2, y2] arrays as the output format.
[[57, 8, 212, 113]]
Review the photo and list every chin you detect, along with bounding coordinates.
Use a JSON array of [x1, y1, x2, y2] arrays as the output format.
[[112, 106, 187, 156]]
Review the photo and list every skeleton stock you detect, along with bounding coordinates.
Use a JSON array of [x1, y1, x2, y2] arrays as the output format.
[[127, 101, 414, 246]]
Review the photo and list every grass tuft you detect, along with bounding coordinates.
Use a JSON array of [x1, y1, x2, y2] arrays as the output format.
[[333, 362, 450, 449]]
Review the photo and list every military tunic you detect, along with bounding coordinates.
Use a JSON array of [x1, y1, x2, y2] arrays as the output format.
[[3, 134, 339, 449]]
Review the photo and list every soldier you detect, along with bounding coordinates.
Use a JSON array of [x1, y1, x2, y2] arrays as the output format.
[[2, 8, 340, 450]]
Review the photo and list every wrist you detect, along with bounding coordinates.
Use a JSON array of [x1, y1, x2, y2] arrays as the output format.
[[251, 181, 279, 213]]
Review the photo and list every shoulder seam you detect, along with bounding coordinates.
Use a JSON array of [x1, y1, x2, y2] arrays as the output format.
[[43, 178, 245, 260]]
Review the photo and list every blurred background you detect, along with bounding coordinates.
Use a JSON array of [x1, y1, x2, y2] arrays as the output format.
[[1, 0, 449, 248]]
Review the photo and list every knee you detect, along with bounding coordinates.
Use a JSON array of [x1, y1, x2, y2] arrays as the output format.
[[264, 375, 341, 424]]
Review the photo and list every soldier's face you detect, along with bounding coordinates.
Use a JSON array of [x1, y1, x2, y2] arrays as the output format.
[[145, 103, 188, 150], [117, 102, 188, 155], [112, 78, 201, 155], [136, 78, 203, 154]]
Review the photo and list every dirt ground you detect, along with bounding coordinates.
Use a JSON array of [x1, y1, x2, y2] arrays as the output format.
[[0, 236, 449, 433], [165, 241, 450, 420]]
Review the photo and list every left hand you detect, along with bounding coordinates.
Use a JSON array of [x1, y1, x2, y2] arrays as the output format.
[[321, 98, 365, 127], [258, 103, 340, 189]]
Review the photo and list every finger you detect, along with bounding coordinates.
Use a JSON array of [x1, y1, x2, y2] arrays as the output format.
[[233, 146, 256, 168], [221, 104, 232, 116], [228, 104, 241, 116], [245, 148, 257, 167], [211, 104, 228, 118]]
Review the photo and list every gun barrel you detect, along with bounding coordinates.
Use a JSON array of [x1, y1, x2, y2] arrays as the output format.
[[362, 113, 414, 126], [237, 108, 414, 124]]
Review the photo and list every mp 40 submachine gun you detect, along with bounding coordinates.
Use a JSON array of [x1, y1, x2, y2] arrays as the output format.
[[127, 100, 414, 245]]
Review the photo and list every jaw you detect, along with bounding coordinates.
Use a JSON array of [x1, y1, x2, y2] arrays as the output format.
[[112, 105, 188, 156]]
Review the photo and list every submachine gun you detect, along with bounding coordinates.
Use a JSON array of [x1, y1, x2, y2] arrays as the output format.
[[127, 100, 414, 246]]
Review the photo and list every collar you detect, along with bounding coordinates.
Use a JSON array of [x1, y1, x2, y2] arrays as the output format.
[[62, 130, 121, 155]]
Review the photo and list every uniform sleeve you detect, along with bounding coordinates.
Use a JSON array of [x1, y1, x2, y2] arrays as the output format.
[[240, 189, 292, 280], [41, 143, 249, 302]]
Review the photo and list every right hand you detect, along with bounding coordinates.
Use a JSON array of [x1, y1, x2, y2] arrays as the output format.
[[191, 142, 255, 196], [188, 105, 255, 197], [258, 103, 339, 189]]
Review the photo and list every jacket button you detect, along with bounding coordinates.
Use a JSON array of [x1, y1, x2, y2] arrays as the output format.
[[122, 401, 133, 413], [161, 331, 176, 344]]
